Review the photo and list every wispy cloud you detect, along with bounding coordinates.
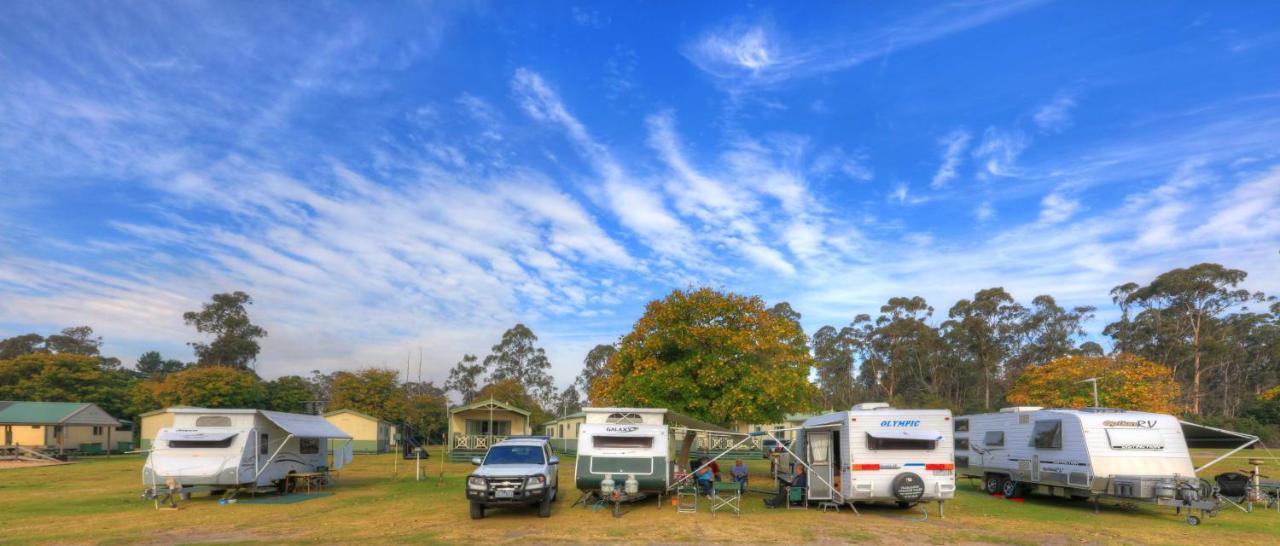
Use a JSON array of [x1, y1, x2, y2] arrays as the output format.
[[1033, 94, 1077, 133], [930, 130, 972, 188], [972, 127, 1029, 178]]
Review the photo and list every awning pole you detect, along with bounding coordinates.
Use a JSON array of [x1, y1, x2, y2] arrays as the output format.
[[1181, 420, 1261, 473]]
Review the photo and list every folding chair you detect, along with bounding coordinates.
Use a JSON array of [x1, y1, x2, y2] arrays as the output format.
[[785, 486, 808, 509], [711, 481, 741, 517], [676, 484, 699, 514]]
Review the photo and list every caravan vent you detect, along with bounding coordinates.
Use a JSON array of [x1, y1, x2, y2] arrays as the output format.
[[852, 402, 891, 411], [999, 406, 1043, 413]]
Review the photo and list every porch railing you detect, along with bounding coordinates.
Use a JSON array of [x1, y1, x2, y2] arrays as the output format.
[[452, 434, 509, 451]]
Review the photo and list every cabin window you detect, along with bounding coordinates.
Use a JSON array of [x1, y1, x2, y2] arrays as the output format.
[[299, 438, 320, 454], [1105, 428, 1164, 451], [1031, 420, 1063, 449], [170, 437, 235, 449], [592, 436, 653, 449], [260, 433, 270, 455], [954, 419, 969, 432], [866, 434, 937, 451], [196, 416, 233, 427], [605, 413, 643, 425], [92, 426, 104, 435], [955, 438, 969, 450], [465, 420, 511, 436], [955, 456, 969, 468], [984, 431, 1005, 447]]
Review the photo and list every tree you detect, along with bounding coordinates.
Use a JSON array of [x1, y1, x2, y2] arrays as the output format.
[[575, 344, 616, 404], [0, 333, 45, 359], [152, 366, 267, 409], [476, 377, 549, 426], [863, 297, 938, 402], [556, 384, 583, 415], [592, 288, 816, 425], [1006, 354, 1181, 414], [1122, 264, 1256, 414], [403, 387, 449, 443], [484, 324, 555, 406], [1010, 295, 1095, 373], [445, 354, 484, 404], [329, 368, 405, 422], [944, 288, 1027, 410], [0, 352, 138, 417], [183, 291, 268, 370], [266, 375, 315, 413], [811, 325, 857, 409], [44, 326, 102, 356], [135, 351, 187, 378]]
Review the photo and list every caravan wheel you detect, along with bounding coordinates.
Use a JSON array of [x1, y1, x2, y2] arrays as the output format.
[[1001, 479, 1022, 498], [985, 475, 1004, 495]]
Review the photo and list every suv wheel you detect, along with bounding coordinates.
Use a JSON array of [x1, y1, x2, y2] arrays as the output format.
[[470, 501, 485, 520], [538, 495, 552, 517]]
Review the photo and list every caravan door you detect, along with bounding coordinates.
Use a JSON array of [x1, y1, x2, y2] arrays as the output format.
[[806, 431, 833, 500]]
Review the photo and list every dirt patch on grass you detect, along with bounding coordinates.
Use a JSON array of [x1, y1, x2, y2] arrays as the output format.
[[139, 529, 270, 546], [0, 459, 68, 469]]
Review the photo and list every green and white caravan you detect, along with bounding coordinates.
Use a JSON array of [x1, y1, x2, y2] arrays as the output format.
[[574, 408, 672, 495]]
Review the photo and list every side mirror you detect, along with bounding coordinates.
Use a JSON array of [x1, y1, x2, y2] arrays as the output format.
[[549, 456, 559, 465], [471, 457, 483, 466]]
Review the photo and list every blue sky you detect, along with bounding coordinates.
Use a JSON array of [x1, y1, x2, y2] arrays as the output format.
[[2, 1, 1279, 386]]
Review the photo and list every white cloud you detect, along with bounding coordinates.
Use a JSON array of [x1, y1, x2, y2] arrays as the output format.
[[1038, 191, 1081, 224], [1033, 94, 1076, 132], [975, 201, 995, 221], [972, 127, 1029, 178], [930, 129, 971, 188]]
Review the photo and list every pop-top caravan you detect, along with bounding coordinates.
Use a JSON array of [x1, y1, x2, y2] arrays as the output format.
[[786, 403, 957, 513], [954, 407, 1222, 525], [142, 408, 353, 498], [574, 408, 672, 496]]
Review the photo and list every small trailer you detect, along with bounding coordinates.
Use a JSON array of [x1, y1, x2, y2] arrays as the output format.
[[784, 403, 957, 514], [954, 406, 1223, 525], [142, 408, 353, 501]]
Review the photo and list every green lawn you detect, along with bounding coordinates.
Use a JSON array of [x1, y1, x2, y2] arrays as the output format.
[[0, 449, 1276, 545]]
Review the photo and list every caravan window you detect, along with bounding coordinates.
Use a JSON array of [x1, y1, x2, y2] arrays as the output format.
[[1105, 428, 1165, 450], [605, 413, 643, 425], [300, 438, 320, 454], [592, 436, 653, 449], [170, 437, 236, 449], [983, 431, 1005, 447], [954, 419, 969, 432], [866, 434, 937, 451], [955, 438, 969, 450], [1031, 420, 1063, 449], [196, 416, 232, 427]]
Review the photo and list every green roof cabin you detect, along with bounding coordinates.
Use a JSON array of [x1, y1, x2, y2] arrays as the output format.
[[0, 401, 126, 455]]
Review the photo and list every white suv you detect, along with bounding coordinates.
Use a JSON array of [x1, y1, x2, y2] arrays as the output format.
[[466, 436, 559, 519]]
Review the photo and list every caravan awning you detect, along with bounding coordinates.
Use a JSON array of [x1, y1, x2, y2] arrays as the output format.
[[866, 429, 943, 442], [260, 410, 352, 439], [157, 430, 238, 442]]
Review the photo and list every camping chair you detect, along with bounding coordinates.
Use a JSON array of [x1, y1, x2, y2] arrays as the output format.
[[676, 484, 699, 514], [711, 481, 741, 517], [785, 486, 808, 509]]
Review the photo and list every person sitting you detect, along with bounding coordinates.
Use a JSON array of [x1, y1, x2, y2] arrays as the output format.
[[694, 461, 715, 497], [763, 465, 807, 508], [709, 459, 722, 481], [731, 459, 749, 494]]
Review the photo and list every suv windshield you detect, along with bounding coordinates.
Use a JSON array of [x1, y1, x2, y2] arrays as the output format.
[[484, 445, 545, 465]]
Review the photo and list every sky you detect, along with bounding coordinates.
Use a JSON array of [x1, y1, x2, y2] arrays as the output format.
[[2, 1, 1279, 388]]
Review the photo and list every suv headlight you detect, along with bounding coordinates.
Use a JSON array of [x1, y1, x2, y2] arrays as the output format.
[[526, 475, 545, 489], [467, 476, 486, 490]]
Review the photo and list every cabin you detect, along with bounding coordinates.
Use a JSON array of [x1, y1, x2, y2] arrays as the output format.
[[727, 413, 816, 457], [138, 407, 188, 450], [0, 401, 125, 455], [541, 411, 586, 454], [447, 399, 531, 462], [324, 409, 392, 453]]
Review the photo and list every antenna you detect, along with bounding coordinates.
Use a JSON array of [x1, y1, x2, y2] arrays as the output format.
[[1077, 377, 1100, 407]]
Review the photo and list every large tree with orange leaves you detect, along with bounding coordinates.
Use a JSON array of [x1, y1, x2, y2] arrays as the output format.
[[591, 288, 815, 425], [1006, 353, 1181, 414]]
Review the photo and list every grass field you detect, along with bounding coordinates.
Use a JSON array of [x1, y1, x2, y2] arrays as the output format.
[[1, 448, 1277, 545]]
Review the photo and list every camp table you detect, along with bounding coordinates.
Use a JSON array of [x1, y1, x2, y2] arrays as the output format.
[[710, 481, 740, 517], [287, 472, 326, 494]]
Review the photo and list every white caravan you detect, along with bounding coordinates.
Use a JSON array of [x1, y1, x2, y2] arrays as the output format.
[[787, 403, 956, 512], [143, 408, 353, 494], [955, 407, 1220, 524], [574, 408, 673, 496]]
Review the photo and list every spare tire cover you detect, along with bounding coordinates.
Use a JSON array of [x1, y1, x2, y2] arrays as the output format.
[[891, 472, 926, 502]]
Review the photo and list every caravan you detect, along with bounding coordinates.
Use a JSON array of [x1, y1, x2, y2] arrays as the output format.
[[955, 407, 1220, 524], [574, 408, 673, 497], [142, 408, 353, 495], [787, 403, 956, 511]]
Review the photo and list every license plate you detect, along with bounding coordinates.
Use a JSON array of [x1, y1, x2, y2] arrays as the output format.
[[495, 489, 514, 499]]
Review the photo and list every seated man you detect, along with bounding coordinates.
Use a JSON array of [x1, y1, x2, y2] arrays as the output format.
[[763, 465, 807, 508], [695, 462, 715, 497], [731, 459, 749, 494]]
